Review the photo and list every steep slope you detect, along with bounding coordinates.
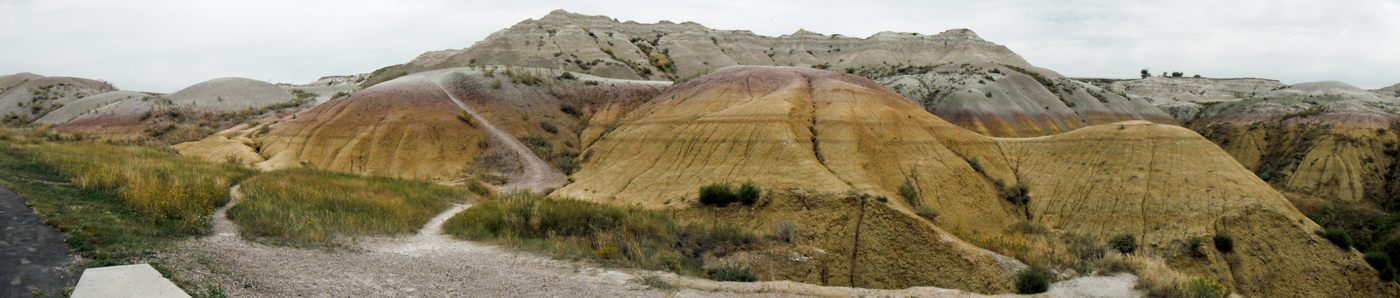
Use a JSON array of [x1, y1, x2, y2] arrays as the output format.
[[1004, 122, 1393, 297], [558, 66, 1396, 296], [0, 72, 118, 125]]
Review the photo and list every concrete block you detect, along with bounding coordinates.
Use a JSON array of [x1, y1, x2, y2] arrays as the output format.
[[70, 264, 190, 298]]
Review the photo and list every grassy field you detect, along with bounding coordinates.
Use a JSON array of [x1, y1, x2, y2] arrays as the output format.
[[0, 133, 255, 267], [231, 167, 473, 246], [443, 192, 761, 278]]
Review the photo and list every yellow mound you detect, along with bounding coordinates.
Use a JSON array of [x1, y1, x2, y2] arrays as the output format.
[[254, 77, 489, 181], [560, 66, 1396, 296]]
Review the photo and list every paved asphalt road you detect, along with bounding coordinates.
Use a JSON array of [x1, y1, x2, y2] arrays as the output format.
[[0, 183, 74, 297]]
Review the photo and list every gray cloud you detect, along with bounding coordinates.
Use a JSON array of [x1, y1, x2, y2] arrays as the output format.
[[1, 0, 1395, 92]]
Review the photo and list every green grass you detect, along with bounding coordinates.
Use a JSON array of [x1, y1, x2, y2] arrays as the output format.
[[0, 136, 255, 267], [230, 167, 471, 247], [443, 192, 761, 278]]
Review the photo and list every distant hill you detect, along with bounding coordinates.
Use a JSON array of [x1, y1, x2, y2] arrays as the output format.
[[0, 72, 118, 125]]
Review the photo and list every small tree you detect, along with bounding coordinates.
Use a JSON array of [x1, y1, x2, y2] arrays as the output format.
[[1140, 69, 1150, 79]]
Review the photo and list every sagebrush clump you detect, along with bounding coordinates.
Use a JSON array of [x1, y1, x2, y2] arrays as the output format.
[[1109, 233, 1137, 254], [698, 182, 760, 206]]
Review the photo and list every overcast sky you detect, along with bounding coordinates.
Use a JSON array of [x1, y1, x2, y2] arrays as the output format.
[[2, 0, 1397, 92]]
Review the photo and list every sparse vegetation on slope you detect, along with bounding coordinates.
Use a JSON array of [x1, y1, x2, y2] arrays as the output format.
[[231, 167, 471, 247]]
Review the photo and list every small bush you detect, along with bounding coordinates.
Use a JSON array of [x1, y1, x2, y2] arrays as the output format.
[[737, 182, 760, 205], [1185, 278, 1232, 298], [1365, 251, 1395, 281], [560, 104, 582, 117], [558, 72, 577, 80], [1015, 267, 1050, 294], [699, 182, 759, 206], [699, 183, 738, 206], [1066, 234, 1105, 260], [1007, 220, 1048, 235], [770, 221, 796, 243], [915, 205, 939, 220], [466, 179, 492, 196], [999, 180, 1030, 206], [540, 121, 559, 134], [898, 179, 920, 207], [711, 266, 758, 282], [1213, 234, 1234, 253], [1109, 233, 1138, 254], [1317, 228, 1352, 249], [968, 157, 985, 174], [1188, 236, 1205, 256]]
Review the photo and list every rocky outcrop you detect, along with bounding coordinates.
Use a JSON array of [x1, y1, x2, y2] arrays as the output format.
[[369, 10, 1032, 84], [878, 63, 1176, 137], [0, 72, 118, 125], [1108, 76, 1285, 102]]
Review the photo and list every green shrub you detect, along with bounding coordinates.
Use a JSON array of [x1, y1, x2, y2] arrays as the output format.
[[1188, 236, 1205, 256], [466, 179, 491, 196], [699, 183, 738, 206], [560, 104, 582, 117], [1365, 251, 1395, 281], [1317, 228, 1352, 249], [558, 72, 577, 80], [1109, 233, 1137, 254], [1014, 267, 1050, 294], [711, 266, 757, 282], [540, 121, 559, 134], [915, 205, 939, 220], [699, 182, 759, 206], [999, 180, 1030, 206], [968, 157, 985, 174], [1185, 278, 1232, 298], [1213, 234, 1234, 253], [737, 182, 760, 205], [898, 179, 920, 206]]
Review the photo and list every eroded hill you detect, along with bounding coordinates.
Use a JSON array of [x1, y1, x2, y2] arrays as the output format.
[[554, 66, 1395, 297], [365, 10, 1176, 138]]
